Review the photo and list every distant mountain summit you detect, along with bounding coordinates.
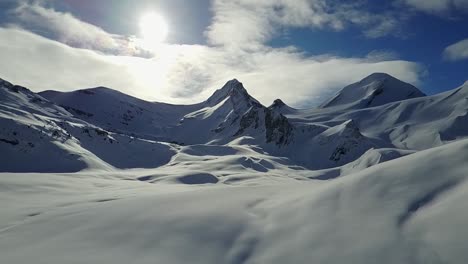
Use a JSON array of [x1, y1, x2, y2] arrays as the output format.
[[205, 79, 261, 108], [268, 99, 296, 114], [173, 79, 294, 146], [321, 73, 425, 109]]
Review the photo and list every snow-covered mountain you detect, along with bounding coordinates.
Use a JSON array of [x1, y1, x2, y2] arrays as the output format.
[[0, 79, 176, 172], [4, 73, 468, 172], [1, 73, 468, 263], [39, 87, 201, 141], [320, 72, 426, 109], [167, 79, 294, 146]]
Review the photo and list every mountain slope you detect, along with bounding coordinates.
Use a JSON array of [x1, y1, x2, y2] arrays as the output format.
[[284, 80, 468, 151], [0, 81, 176, 172], [39, 87, 201, 141], [3, 73, 468, 173], [321, 73, 426, 110], [169, 79, 295, 146], [2, 72, 468, 264]]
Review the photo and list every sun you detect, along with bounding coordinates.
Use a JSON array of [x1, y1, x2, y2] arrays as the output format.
[[139, 12, 168, 47]]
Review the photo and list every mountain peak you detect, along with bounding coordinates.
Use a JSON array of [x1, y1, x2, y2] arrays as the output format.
[[268, 99, 296, 114], [205, 79, 260, 107], [360, 72, 393, 82], [270, 99, 286, 108], [321, 73, 426, 109], [218, 79, 245, 95]]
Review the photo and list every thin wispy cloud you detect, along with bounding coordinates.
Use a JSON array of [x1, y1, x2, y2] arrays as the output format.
[[12, 2, 149, 56], [400, 0, 468, 15]]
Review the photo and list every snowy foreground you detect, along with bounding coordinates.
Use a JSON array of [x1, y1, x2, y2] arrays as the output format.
[[1, 74, 468, 263], [2, 140, 468, 264]]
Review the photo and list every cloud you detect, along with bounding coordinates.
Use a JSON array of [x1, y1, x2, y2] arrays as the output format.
[[11, 2, 147, 56], [400, 0, 468, 15], [0, 27, 424, 107], [443, 38, 468, 61], [0, 1, 426, 107], [206, 0, 406, 48]]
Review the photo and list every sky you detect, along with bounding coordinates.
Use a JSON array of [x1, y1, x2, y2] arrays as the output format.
[[0, 0, 467, 107]]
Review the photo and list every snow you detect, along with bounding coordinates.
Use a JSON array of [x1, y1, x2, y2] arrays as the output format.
[[320, 72, 426, 109], [1, 139, 468, 263], [1, 73, 468, 263]]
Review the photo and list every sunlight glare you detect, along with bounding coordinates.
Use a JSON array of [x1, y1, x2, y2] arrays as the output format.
[[139, 12, 168, 48]]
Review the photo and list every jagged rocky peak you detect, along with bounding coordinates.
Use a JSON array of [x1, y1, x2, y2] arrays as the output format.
[[270, 99, 286, 108], [264, 108, 294, 145], [205, 79, 261, 107], [268, 98, 296, 114], [321, 72, 426, 109], [233, 106, 294, 146]]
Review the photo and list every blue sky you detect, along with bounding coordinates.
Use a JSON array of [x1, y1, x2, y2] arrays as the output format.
[[0, 0, 467, 107]]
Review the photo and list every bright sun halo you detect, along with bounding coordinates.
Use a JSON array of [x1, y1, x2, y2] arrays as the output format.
[[139, 12, 168, 47]]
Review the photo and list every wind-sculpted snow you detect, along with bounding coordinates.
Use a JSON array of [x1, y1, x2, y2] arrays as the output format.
[[1, 139, 468, 263]]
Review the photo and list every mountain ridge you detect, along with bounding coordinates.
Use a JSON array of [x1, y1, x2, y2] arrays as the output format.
[[2, 73, 467, 173]]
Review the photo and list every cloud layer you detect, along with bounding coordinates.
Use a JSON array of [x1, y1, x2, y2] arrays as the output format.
[[0, 1, 426, 107]]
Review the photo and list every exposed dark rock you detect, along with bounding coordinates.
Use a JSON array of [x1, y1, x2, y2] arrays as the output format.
[[0, 138, 19, 145], [61, 105, 94, 118], [265, 109, 294, 146], [234, 108, 261, 136], [78, 89, 95, 95]]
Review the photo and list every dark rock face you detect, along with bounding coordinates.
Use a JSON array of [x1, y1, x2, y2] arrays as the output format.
[[0, 138, 19, 145], [364, 86, 384, 107], [234, 108, 261, 137], [233, 106, 294, 146], [61, 105, 94, 118], [330, 141, 358, 161], [327, 120, 366, 162], [265, 109, 294, 146]]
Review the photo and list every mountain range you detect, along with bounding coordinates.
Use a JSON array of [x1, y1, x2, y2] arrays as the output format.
[[2, 72, 467, 175], [1, 73, 468, 264]]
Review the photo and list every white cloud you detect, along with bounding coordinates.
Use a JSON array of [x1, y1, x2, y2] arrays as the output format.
[[0, 1, 427, 107], [401, 0, 468, 14], [206, 0, 405, 49], [0, 27, 424, 107], [443, 38, 468, 61], [12, 2, 146, 56]]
